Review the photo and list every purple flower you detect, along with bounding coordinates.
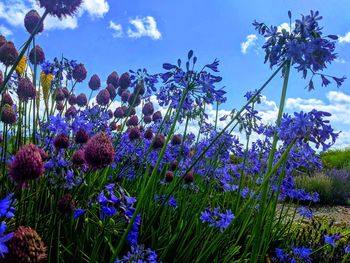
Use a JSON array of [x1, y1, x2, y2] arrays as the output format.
[[200, 207, 234, 232], [0, 222, 13, 258], [0, 194, 15, 218], [73, 209, 86, 218]]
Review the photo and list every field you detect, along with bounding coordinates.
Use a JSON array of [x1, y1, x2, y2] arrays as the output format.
[[0, 2, 349, 263]]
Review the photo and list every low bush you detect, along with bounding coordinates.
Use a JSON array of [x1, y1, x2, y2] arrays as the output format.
[[320, 148, 350, 170], [295, 170, 350, 205]]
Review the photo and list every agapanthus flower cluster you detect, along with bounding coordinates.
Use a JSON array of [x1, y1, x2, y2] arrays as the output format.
[[157, 50, 226, 118], [253, 10, 346, 90], [0, 194, 15, 258], [200, 207, 234, 232], [275, 247, 312, 263], [115, 244, 159, 263]]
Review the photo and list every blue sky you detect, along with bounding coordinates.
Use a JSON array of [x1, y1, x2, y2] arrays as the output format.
[[1, 0, 350, 146]]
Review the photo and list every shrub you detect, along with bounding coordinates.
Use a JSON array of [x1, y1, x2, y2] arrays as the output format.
[[320, 148, 350, 170]]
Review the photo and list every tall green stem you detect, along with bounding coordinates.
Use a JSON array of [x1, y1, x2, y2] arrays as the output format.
[[250, 60, 291, 262]]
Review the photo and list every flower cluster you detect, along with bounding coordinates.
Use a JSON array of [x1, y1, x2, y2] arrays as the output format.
[[253, 10, 346, 90], [200, 207, 234, 232]]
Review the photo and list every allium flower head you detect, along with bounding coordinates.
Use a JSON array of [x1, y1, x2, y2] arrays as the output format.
[[152, 134, 165, 149], [68, 94, 77, 105], [1, 104, 16, 125], [165, 171, 174, 182], [119, 72, 130, 90], [126, 115, 138, 127], [76, 93, 87, 107], [0, 41, 18, 66], [57, 194, 76, 214], [55, 88, 65, 101], [152, 111, 162, 122], [53, 133, 69, 149], [84, 133, 115, 169], [128, 127, 141, 140], [38, 0, 82, 19], [72, 149, 85, 166], [0, 36, 6, 48], [134, 81, 145, 96], [144, 128, 153, 140], [128, 93, 141, 107], [17, 77, 36, 102], [29, 45, 45, 65], [75, 128, 89, 144], [171, 134, 182, 145], [65, 105, 77, 118], [72, 63, 87, 82], [107, 71, 119, 88], [142, 102, 154, 116], [144, 115, 152, 124], [96, 89, 110, 106], [2, 93, 13, 106], [121, 90, 130, 102], [24, 10, 44, 34], [4, 226, 46, 262], [184, 171, 194, 183], [114, 107, 125, 119], [88, 74, 101, 90], [106, 84, 117, 100], [8, 144, 44, 187]]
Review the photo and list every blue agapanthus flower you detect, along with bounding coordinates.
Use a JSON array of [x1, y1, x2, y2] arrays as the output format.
[[73, 209, 87, 218], [324, 234, 341, 247], [0, 222, 13, 258], [253, 10, 346, 90], [114, 244, 159, 263], [297, 206, 313, 220], [200, 207, 234, 232], [0, 193, 15, 218]]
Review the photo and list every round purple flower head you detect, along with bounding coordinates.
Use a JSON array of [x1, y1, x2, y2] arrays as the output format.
[[107, 71, 119, 88], [24, 10, 44, 34], [55, 88, 65, 101], [128, 93, 141, 107], [171, 134, 182, 145], [153, 134, 165, 149], [57, 194, 76, 214], [72, 63, 87, 83], [1, 104, 16, 125], [62, 87, 70, 98], [2, 93, 14, 106], [119, 72, 130, 90], [65, 105, 77, 118], [17, 77, 36, 102], [126, 115, 139, 127], [88, 74, 101, 91], [38, 0, 82, 18], [129, 107, 136, 115], [144, 128, 153, 140], [29, 45, 45, 65], [68, 94, 77, 105], [114, 107, 125, 119], [121, 90, 130, 102], [75, 128, 89, 144], [76, 93, 87, 107], [0, 41, 18, 66], [72, 149, 85, 166], [134, 81, 145, 96], [96, 89, 110, 106], [106, 84, 117, 100], [54, 133, 69, 149], [142, 102, 154, 116], [128, 127, 141, 140], [110, 121, 117, 131], [4, 226, 46, 262], [144, 115, 152, 124], [56, 101, 64, 111], [84, 133, 115, 169], [152, 111, 162, 122], [8, 144, 44, 187], [0, 35, 6, 48]]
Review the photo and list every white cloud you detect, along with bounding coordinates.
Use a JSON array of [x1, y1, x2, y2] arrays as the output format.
[[83, 0, 109, 18], [339, 31, 350, 43], [0, 24, 13, 37], [335, 58, 346, 64], [0, 0, 109, 32], [241, 34, 257, 54], [127, 16, 161, 40], [109, 21, 123, 38]]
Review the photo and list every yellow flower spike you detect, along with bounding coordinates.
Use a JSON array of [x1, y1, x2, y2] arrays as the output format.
[[16, 56, 27, 78], [40, 71, 54, 103]]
